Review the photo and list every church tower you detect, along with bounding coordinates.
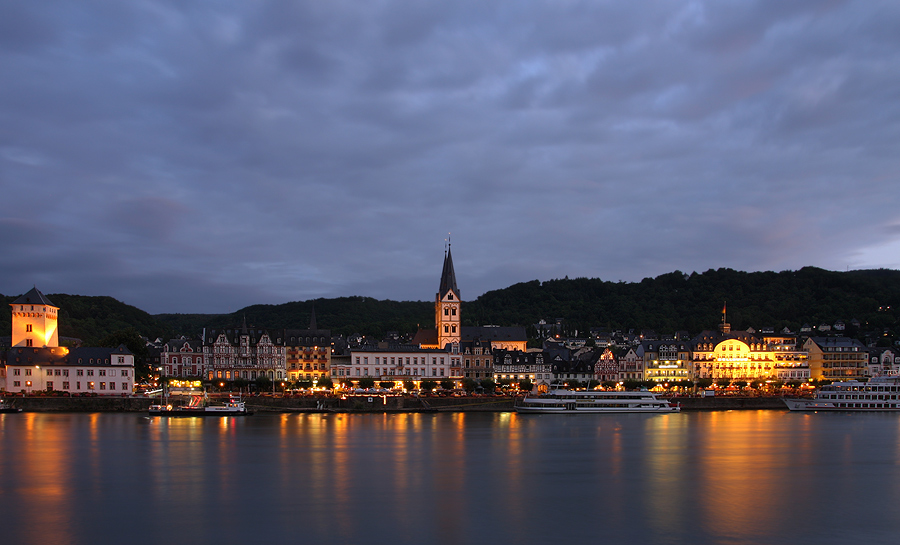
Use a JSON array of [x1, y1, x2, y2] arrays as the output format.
[[10, 287, 59, 348], [435, 246, 461, 349]]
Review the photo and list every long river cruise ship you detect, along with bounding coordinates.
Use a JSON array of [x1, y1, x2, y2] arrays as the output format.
[[783, 374, 900, 411], [516, 389, 681, 414]]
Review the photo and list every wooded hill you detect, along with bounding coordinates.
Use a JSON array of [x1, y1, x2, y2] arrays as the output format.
[[3, 267, 899, 345]]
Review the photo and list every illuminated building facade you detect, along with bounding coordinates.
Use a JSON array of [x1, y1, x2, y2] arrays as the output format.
[[766, 334, 809, 382], [10, 287, 59, 348], [460, 339, 493, 380], [160, 338, 205, 378], [204, 323, 287, 382], [4, 287, 134, 394], [6, 345, 135, 395], [692, 330, 808, 381], [867, 348, 898, 377], [549, 353, 594, 385], [336, 346, 454, 385], [638, 340, 692, 383], [804, 336, 867, 381], [618, 348, 642, 381], [493, 349, 552, 390], [284, 309, 332, 383], [594, 348, 619, 382]]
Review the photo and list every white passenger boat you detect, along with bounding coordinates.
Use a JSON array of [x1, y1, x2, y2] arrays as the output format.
[[516, 389, 680, 414], [149, 394, 251, 416], [783, 374, 900, 411]]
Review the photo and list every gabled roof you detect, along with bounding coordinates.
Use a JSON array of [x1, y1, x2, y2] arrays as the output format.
[[438, 246, 459, 298], [412, 328, 438, 346], [12, 287, 55, 307]]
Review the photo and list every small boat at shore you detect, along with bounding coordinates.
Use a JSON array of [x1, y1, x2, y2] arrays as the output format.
[[0, 399, 23, 413], [516, 389, 680, 414], [784, 374, 900, 411], [149, 394, 251, 416]]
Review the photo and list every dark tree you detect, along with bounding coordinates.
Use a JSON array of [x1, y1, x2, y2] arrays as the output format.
[[420, 380, 437, 392], [479, 379, 496, 393]]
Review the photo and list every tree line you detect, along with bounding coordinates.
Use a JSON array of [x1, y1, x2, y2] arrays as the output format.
[[3, 267, 899, 348]]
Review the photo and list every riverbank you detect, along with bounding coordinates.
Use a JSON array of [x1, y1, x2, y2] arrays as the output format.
[[2, 395, 791, 412]]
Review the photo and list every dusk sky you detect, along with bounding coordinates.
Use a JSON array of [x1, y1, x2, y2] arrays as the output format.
[[2, 1, 899, 314]]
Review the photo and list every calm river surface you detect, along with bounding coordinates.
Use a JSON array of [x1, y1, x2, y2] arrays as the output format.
[[2, 410, 900, 545]]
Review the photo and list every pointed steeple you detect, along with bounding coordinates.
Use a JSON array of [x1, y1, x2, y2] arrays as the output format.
[[309, 304, 318, 330], [438, 245, 459, 299]]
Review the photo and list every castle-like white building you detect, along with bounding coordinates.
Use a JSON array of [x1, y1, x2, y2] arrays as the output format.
[[3, 287, 135, 395]]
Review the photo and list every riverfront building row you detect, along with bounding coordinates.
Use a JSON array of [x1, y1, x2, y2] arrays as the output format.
[[4, 251, 895, 394], [151, 250, 893, 391]]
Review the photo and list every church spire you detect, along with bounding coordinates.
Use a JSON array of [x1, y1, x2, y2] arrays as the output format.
[[438, 244, 459, 299], [435, 243, 461, 349]]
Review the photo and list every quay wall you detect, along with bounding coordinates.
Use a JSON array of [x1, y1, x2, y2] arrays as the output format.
[[664, 396, 788, 410], [8, 397, 153, 412], [5, 395, 789, 412], [245, 395, 518, 412]]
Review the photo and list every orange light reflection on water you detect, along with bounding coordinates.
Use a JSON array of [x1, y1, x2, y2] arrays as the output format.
[[693, 411, 788, 541], [4, 413, 76, 545]]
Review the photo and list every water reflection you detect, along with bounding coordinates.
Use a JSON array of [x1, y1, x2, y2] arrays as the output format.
[[3, 412, 900, 545]]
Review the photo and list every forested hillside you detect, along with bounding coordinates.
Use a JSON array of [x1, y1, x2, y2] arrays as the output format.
[[466, 267, 900, 336], [0, 293, 169, 345], [3, 267, 899, 345]]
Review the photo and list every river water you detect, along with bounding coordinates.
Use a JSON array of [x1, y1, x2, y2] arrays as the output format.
[[1, 410, 899, 545]]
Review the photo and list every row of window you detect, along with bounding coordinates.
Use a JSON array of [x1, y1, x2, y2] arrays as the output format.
[[11, 381, 127, 391], [289, 363, 323, 370], [335, 367, 448, 377], [209, 370, 284, 380], [355, 356, 445, 366], [11, 368, 127, 377]]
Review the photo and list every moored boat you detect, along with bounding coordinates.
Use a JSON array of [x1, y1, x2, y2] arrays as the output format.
[[516, 389, 680, 414], [149, 394, 251, 416], [784, 374, 900, 411], [0, 399, 23, 413]]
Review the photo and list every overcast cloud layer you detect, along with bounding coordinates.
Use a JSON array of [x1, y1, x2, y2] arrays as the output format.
[[2, 1, 899, 314]]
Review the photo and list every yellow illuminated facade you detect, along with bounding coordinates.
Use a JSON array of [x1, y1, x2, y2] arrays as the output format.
[[287, 345, 331, 382], [10, 287, 59, 348], [692, 331, 807, 381], [804, 336, 867, 381]]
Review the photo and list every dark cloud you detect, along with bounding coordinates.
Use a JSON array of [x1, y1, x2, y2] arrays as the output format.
[[1, 0, 898, 314]]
